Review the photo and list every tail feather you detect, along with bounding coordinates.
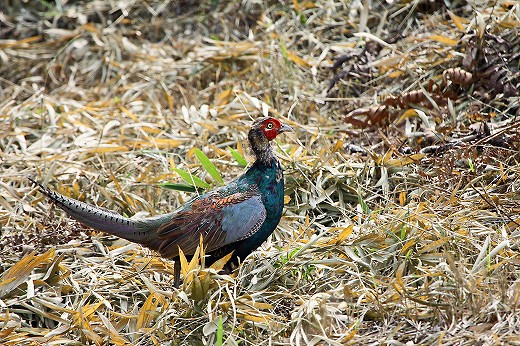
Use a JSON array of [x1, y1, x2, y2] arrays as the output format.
[[29, 178, 162, 250]]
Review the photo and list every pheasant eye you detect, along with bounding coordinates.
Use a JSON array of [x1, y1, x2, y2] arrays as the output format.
[[266, 122, 274, 129]]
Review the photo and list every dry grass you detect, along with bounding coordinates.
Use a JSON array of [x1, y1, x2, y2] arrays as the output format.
[[1, 0, 520, 345]]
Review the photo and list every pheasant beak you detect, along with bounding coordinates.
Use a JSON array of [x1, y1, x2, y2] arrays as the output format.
[[277, 123, 294, 135]]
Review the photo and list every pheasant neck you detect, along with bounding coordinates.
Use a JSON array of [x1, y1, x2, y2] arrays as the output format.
[[249, 132, 276, 165]]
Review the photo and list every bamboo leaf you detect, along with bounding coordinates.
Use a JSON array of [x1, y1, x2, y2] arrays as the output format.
[[417, 237, 450, 255], [160, 182, 200, 193], [194, 148, 224, 184], [136, 292, 165, 330], [328, 225, 353, 245], [357, 191, 371, 215], [447, 10, 468, 31], [228, 146, 248, 167], [286, 50, 311, 67], [395, 261, 406, 291], [178, 247, 189, 280], [172, 167, 210, 189], [72, 300, 105, 328], [386, 154, 425, 167], [0, 249, 55, 298], [216, 316, 224, 346], [215, 88, 234, 106], [240, 314, 269, 323], [191, 274, 204, 301], [209, 251, 234, 272], [186, 241, 201, 279], [429, 35, 458, 46]]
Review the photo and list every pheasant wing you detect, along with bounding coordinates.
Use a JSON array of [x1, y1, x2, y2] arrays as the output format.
[[156, 186, 266, 258]]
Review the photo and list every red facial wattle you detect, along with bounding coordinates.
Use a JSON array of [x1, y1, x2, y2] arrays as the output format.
[[261, 119, 281, 141]]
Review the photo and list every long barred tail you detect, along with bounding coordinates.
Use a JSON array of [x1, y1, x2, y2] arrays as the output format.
[[29, 178, 157, 245]]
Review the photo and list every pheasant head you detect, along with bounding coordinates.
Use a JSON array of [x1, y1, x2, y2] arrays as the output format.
[[248, 117, 293, 164]]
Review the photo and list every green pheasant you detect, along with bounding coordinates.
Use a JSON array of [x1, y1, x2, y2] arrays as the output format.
[[32, 117, 293, 286]]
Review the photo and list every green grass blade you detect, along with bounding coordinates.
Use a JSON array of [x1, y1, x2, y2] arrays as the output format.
[[172, 167, 210, 189], [160, 182, 201, 193], [194, 148, 224, 184], [357, 190, 371, 215], [216, 316, 223, 346], [228, 146, 248, 167]]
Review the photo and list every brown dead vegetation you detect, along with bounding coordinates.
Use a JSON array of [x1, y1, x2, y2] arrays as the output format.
[[1, 1, 519, 345]]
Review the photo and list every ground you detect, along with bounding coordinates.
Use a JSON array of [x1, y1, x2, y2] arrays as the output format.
[[1, 1, 519, 345]]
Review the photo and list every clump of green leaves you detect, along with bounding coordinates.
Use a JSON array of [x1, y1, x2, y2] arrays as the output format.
[[161, 147, 248, 193]]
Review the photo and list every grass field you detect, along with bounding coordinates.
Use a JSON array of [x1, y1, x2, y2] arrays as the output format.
[[1, 1, 519, 344]]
